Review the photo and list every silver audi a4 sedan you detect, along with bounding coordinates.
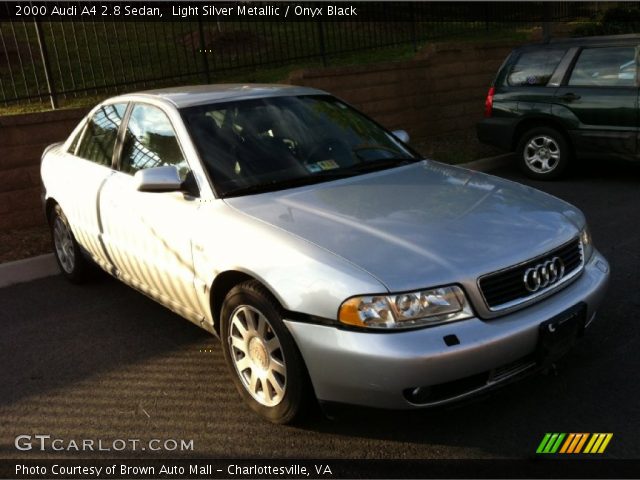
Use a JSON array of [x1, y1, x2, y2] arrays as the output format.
[[41, 84, 610, 423]]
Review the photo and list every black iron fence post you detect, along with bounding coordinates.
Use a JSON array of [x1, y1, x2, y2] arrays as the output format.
[[484, 3, 490, 32], [33, 20, 57, 109], [197, 18, 211, 83], [542, 3, 552, 43], [317, 22, 327, 67], [411, 4, 417, 52]]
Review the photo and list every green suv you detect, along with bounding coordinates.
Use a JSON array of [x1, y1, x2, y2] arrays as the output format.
[[477, 34, 638, 179]]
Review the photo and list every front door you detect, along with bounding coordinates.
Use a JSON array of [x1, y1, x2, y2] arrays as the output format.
[[99, 103, 203, 321]]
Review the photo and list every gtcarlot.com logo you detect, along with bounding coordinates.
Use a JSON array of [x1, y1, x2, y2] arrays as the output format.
[[15, 435, 194, 452], [536, 433, 613, 454]]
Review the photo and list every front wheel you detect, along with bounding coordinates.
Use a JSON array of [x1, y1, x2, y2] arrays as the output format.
[[220, 280, 311, 424], [516, 127, 571, 180]]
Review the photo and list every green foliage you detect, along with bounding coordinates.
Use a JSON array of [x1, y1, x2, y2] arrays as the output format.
[[573, 6, 640, 36]]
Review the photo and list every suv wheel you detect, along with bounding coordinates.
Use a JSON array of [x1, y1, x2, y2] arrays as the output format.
[[49, 204, 91, 283], [220, 280, 311, 424], [517, 127, 571, 180]]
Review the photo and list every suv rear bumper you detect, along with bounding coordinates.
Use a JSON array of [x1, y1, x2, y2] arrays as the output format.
[[285, 249, 609, 409], [477, 117, 516, 151]]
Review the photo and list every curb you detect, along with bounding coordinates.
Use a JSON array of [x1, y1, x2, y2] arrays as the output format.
[[0, 153, 513, 289], [0, 253, 58, 289], [460, 152, 513, 172]]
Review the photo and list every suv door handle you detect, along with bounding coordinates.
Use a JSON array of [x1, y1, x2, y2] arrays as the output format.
[[558, 93, 581, 102]]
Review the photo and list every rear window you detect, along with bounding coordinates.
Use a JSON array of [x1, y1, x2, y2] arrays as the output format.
[[76, 104, 127, 166], [507, 49, 566, 87]]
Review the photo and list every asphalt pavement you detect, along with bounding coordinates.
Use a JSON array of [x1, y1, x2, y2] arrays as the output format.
[[1, 159, 638, 460]]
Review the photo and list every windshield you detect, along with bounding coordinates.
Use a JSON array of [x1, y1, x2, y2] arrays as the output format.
[[181, 95, 419, 197]]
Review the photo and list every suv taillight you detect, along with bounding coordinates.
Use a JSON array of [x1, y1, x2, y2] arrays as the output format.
[[484, 87, 495, 118]]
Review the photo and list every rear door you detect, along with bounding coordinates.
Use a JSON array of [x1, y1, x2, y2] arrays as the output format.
[[553, 45, 639, 158], [58, 103, 127, 267], [503, 47, 568, 110]]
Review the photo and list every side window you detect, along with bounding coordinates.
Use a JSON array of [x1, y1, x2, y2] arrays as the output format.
[[568, 47, 637, 87], [120, 104, 190, 180], [507, 49, 566, 87], [75, 103, 127, 166]]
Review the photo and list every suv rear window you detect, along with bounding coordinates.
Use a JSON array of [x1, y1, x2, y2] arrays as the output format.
[[507, 49, 566, 87]]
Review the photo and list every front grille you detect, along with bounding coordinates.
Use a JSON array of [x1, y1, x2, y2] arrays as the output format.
[[479, 238, 583, 310]]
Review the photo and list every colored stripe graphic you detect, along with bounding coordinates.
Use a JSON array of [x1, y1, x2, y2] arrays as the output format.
[[598, 434, 613, 453], [559, 433, 575, 453], [574, 433, 589, 453], [544, 433, 559, 453], [567, 433, 582, 453], [550, 433, 565, 453], [537, 433, 613, 454], [536, 433, 552, 454], [537, 433, 565, 454], [583, 433, 598, 453]]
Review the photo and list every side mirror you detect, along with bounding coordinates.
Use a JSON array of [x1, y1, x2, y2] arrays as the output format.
[[134, 165, 183, 193], [392, 129, 410, 144]]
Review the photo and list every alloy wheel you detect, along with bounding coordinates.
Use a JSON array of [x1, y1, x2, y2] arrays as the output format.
[[228, 305, 287, 407], [524, 135, 561, 174], [53, 217, 75, 274]]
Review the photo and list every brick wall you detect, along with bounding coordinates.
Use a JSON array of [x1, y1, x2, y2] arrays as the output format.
[[0, 40, 517, 231], [287, 40, 516, 142], [0, 108, 88, 230]]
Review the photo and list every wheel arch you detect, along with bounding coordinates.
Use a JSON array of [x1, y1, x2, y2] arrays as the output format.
[[209, 269, 286, 336], [44, 197, 59, 225], [511, 116, 574, 153]]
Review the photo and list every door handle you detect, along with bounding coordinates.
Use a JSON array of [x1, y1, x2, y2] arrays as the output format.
[[558, 93, 581, 102]]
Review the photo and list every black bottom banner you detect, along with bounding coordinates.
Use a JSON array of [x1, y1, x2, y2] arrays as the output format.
[[1, 459, 639, 479]]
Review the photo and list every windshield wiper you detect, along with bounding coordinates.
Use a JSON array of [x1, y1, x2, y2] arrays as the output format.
[[345, 157, 416, 174], [221, 170, 353, 198]]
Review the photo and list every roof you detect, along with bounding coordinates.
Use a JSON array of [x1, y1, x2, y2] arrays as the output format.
[[125, 84, 328, 108]]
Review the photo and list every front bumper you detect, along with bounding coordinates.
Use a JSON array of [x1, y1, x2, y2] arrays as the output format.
[[284, 249, 609, 409]]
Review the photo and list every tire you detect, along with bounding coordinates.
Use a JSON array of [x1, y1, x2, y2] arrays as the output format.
[[220, 280, 311, 424], [516, 127, 571, 180], [49, 204, 91, 283]]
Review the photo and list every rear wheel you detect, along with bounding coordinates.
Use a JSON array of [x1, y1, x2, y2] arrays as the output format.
[[220, 280, 311, 424], [517, 127, 571, 180], [49, 204, 91, 283]]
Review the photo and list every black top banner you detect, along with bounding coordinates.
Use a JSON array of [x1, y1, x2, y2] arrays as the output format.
[[0, 1, 610, 22]]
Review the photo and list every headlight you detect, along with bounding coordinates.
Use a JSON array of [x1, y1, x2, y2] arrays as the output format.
[[580, 225, 593, 261], [338, 285, 473, 330]]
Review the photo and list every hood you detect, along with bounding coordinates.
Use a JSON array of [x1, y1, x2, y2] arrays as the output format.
[[224, 161, 584, 292]]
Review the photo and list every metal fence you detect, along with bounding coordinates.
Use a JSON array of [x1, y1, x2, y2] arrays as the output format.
[[0, 2, 600, 110]]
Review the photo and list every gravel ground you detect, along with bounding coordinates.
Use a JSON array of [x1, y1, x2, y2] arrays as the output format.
[[0, 225, 51, 263]]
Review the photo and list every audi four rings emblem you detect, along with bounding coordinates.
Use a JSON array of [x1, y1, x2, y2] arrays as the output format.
[[523, 257, 565, 293]]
